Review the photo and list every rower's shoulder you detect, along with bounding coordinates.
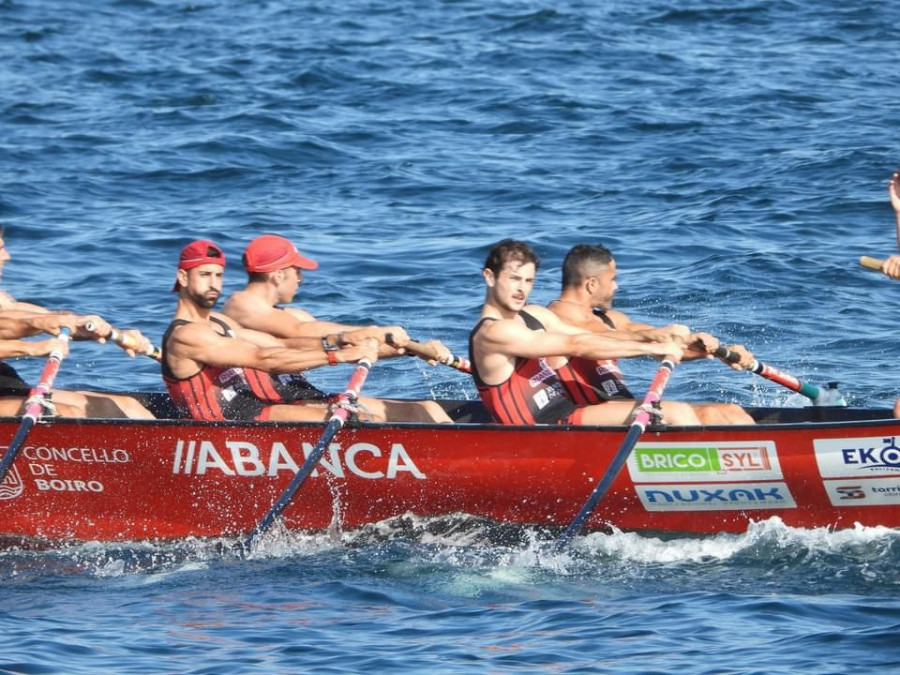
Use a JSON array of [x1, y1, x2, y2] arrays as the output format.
[[220, 288, 251, 317], [546, 298, 582, 322], [522, 304, 557, 323]]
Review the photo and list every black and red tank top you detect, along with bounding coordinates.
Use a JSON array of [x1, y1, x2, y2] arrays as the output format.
[[555, 308, 633, 404], [468, 310, 576, 425], [161, 316, 285, 421]]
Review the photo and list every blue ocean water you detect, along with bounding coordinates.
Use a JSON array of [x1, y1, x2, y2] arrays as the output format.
[[2, 0, 900, 671]]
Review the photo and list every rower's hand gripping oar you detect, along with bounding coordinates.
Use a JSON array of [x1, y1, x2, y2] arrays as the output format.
[[104, 327, 161, 361], [0, 327, 72, 484], [713, 346, 846, 406], [403, 339, 472, 373], [554, 357, 678, 551], [859, 255, 900, 282], [244, 347, 377, 551]]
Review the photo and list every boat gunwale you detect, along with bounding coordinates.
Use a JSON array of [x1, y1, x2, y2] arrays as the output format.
[[2, 405, 897, 434]]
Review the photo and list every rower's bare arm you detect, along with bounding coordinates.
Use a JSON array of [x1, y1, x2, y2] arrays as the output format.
[[0, 295, 49, 314], [167, 322, 347, 375], [0, 312, 102, 339], [283, 307, 317, 323], [0, 338, 66, 359], [481, 319, 681, 362], [326, 325, 407, 358], [891, 171, 900, 251]]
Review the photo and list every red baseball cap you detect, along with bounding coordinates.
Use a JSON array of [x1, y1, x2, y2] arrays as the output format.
[[172, 239, 226, 292], [243, 234, 318, 273]]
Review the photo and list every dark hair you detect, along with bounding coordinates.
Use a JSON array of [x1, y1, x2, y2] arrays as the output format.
[[561, 244, 613, 288], [483, 239, 540, 275]]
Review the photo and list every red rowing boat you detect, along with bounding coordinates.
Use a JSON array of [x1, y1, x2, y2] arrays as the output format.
[[1, 395, 899, 542]]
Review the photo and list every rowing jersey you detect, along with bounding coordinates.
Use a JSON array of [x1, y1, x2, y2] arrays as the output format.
[[469, 310, 577, 425], [555, 308, 633, 404], [161, 316, 287, 421]]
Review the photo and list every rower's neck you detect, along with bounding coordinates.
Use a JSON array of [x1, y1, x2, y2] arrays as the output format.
[[551, 291, 592, 314], [174, 298, 213, 323], [243, 279, 280, 307], [482, 301, 519, 321]]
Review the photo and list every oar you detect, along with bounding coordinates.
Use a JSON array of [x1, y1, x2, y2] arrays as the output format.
[[105, 327, 161, 361], [403, 339, 472, 373], [713, 346, 845, 406], [554, 357, 677, 550], [860, 255, 885, 272], [0, 327, 72, 484], [244, 353, 376, 550]]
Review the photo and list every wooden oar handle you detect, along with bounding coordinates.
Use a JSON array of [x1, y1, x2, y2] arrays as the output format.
[[404, 340, 472, 373], [108, 329, 162, 361], [860, 255, 884, 271], [84, 321, 161, 361]]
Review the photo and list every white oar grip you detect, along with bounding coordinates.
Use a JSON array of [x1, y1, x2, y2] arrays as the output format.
[[50, 326, 72, 361]]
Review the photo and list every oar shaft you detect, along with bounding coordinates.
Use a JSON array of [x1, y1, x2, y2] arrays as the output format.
[[713, 346, 821, 401], [244, 356, 374, 549], [0, 328, 72, 484], [555, 358, 676, 550]]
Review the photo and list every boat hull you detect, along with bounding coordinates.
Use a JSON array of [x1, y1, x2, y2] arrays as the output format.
[[2, 407, 900, 541]]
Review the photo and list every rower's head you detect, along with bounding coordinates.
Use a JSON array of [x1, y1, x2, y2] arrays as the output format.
[[482, 239, 540, 313], [561, 244, 617, 310], [243, 234, 318, 303], [173, 239, 226, 309]]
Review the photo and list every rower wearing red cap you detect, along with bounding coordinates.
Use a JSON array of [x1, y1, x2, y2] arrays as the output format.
[[162, 239, 444, 423], [221, 234, 453, 423]]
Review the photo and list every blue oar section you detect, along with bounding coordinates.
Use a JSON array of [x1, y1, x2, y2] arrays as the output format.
[[555, 358, 677, 550], [244, 356, 375, 551]]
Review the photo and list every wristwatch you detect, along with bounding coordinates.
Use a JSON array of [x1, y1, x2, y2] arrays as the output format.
[[322, 334, 341, 366]]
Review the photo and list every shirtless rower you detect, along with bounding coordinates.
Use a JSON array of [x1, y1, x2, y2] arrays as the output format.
[[871, 171, 900, 417], [221, 234, 452, 423]]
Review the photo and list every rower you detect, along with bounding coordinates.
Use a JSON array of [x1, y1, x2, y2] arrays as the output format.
[[547, 244, 756, 425], [0, 228, 155, 419], [220, 234, 453, 423], [872, 170, 900, 417], [469, 238, 698, 426]]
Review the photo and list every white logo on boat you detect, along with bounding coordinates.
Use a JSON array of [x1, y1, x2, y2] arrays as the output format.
[[0, 463, 23, 500], [822, 477, 900, 507], [171, 439, 426, 480], [813, 436, 900, 477], [636, 481, 796, 512]]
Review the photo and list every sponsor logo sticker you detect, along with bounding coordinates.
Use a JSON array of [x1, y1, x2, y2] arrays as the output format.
[[172, 439, 427, 480], [822, 477, 900, 506], [813, 436, 900, 478], [627, 441, 782, 483], [636, 481, 796, 512]]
